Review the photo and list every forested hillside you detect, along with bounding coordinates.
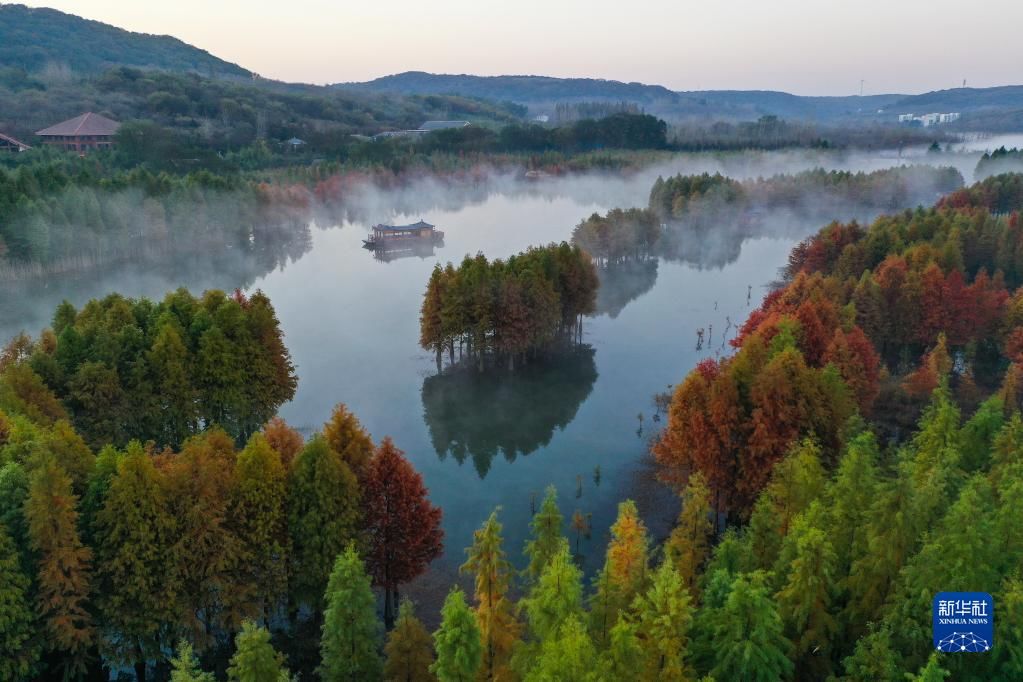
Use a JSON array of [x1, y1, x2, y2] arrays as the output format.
[[0, 3, 249, 77]]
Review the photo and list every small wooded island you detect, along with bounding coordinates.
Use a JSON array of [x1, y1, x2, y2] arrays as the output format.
[[420, 242, 598, 371]]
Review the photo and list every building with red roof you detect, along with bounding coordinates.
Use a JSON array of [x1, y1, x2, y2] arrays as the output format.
[[36, 112, 120, 154]]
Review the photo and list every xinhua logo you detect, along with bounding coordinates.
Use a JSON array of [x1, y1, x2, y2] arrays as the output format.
[[933, 592, 994, 653]]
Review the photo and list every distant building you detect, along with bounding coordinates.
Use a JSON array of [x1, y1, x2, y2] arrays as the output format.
[[419, 120, 470, 131], [36, 112, 120, 153], [372, 120, 472, 141], [0, 132, 31, 153], [285, 137, 306, 150], [898, 112, 960, 127], [533, 114, 550, 123], [363, 220, 444, 250]]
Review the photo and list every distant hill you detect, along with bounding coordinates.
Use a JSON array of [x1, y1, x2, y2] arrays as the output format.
[[340, 72, 1023, 130], [0, 3, 250, 78]]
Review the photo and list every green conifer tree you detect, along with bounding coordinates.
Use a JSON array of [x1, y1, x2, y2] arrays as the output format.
[[319, 545, 382, 681], [169, 640, 215, 682], [0, 521, 39, 681], [632, 559, 693, 679], [227, 621, 289, 682], [431, 587, 482, 682], [93, 446, 177, 678], [288, 435, 361, 607], [523, 486, 564, 582], [709, 572, 793, 682]]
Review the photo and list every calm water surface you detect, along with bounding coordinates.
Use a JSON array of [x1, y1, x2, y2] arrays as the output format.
[[1, 148, 979, 572]]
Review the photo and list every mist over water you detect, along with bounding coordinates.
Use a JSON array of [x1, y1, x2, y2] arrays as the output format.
[[0, 145, 992, 574]]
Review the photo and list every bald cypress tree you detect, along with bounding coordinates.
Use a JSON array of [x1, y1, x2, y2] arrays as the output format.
[[288, 435, 362, 608], [461, 510, 520, 681], [590, 500, 649, 647], [230, 433, 289, 624], [665, 472, 714, 591], [523, 486, 564, 582], [319, 546, 382, 681], [384, 600, 436, 682], [0, 521, 39, 681], [322, 403, 375, 477], [709, 572, 792, 682], [431, 587, 482, 682], [632, 559, 693, 679], [25, 458, 94, 680], [93, 447, 177, 680]]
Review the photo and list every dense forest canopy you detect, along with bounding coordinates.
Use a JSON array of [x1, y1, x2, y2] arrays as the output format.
[[420, 243, 599, 371], [571, 165, 965, 265], [2, 288, 296, 449]]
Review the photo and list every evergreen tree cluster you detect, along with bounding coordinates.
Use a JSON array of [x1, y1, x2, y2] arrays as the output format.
[[0, 355, 443, 679], [2, 288, 297, 449], [571, 166, 964, 266], [420, 243, 598, 371], [649, 166, 964, 221]]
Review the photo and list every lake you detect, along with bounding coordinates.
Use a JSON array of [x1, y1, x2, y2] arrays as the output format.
[[0, 146, 988, 579]]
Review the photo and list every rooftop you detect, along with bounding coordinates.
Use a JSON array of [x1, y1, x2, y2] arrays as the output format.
[[419, 120, 470, 131], [36, 112, 121, 137], [0, 132, 31, 150], [374, 220, 435, 231]]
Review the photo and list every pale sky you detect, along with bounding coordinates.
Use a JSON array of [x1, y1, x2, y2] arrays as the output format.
[[22, 0, 1023, 95]]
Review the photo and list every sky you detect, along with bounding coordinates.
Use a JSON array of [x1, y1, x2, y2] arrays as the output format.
[[21, 0, 1023, 95]]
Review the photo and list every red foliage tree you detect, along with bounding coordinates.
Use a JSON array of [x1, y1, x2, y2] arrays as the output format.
[[823, 326, 881, 413], [361, 437, 444, 628]]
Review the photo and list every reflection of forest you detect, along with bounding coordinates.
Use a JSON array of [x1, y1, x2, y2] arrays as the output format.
[[0, 220, 311, 340], [420, 345, 598, 478], [594, 260, 659, 318]]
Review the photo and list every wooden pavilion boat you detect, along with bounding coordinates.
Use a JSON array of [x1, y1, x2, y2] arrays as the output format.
[[363, 220, 444, 250]]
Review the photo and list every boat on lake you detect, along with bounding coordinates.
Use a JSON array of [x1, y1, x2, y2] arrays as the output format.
[[363, 220, 444, 250]]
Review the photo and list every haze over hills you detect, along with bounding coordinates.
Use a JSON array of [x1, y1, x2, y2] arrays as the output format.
[[341, 71, 1023, 129], [1, 3, 1022, 134]]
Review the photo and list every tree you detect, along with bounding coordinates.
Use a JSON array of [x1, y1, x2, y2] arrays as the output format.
[[0, 521, 39, 681], [632, 560, 693, 680], [523, 486, 564, 582], [288, 434, 361, 607], [319, 545, 383, 681], [596, 620, 642, 682], [322, 403, 375, 476], [909, 653, 950, 682], [148, 322, 196, 448], [166, 430, 244, 646], [461, 510, 520, 681], [384, 600, 437, 682], [228, 621, 289, 682], [261, 416, 303, 469], [230, 433, 288, 624], [363, 437, 444, 628], [24, 458, 94, 680], [665, 472, 714, 590], [774, 505, 838, 679], [710, 572, 793, 682], [524, 615, 597, 682], [522, 546, 583, 643], [840, 623, 903, 682], [431, 587, 482, 682], [590, 500, 648, 646], [93, 446, 177, 680], [169, 640, 215, 682]]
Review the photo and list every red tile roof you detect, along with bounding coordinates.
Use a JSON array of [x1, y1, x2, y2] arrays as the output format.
[[36, 112, 120, 137]]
